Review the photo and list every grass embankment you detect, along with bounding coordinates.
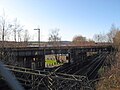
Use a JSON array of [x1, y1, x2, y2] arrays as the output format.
[[45, 60, 57, 65], [45, 60, 63, 67], [96, 52, 120, 90]]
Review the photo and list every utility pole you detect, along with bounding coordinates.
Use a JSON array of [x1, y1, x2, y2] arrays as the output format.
[[34, 28, 40, 47], [33, 27, 40, 89]]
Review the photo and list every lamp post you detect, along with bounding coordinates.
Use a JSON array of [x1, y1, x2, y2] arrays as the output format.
[[34, 28, 40, 47]]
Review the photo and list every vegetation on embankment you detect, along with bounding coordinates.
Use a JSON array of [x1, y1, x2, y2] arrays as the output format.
[[96, 51, 120, 90], [96, 26, 120, 90]]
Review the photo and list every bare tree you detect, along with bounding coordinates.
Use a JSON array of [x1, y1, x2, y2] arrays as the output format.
[[93, 25, 119, 43], [0, 14, 6, 41], [93, 33, 107, 42], [107, 24, 119, 43], [11, 21, 30, 42], [23, 29, 30, 42], [0, 13, 12, 41], [48, 28, 61, 47], [11, 18, 23, 42], [17, 29, 22, 42]]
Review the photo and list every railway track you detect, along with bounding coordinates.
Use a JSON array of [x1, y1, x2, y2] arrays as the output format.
[[56, 54, 100, 74], [73, 53, 106, 75], [55, 52, 109, 80]]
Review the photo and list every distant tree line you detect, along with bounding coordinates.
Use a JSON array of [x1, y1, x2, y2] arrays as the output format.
[[93, 24, 120, 49], [93, 24, 119, 43], [0, 13, 30, 42], [72, 24, 120, 49]]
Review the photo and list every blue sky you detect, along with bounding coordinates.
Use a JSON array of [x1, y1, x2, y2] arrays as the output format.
[[0, 0, 120, 41]]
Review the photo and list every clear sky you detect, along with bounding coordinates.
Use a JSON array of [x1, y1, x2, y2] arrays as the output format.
[[0, 0, 120, 41]]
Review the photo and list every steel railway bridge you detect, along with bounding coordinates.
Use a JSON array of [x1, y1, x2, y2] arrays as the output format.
[[0, 45, 115, 90]]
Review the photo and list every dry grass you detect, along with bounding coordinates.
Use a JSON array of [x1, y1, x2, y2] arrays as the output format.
[[96, 51, 120, 90]]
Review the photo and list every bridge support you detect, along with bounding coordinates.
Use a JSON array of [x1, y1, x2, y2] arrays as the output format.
[[68, 49, 87, 64], [31, 55, 45, 70], [17, 55, 45, 70]]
